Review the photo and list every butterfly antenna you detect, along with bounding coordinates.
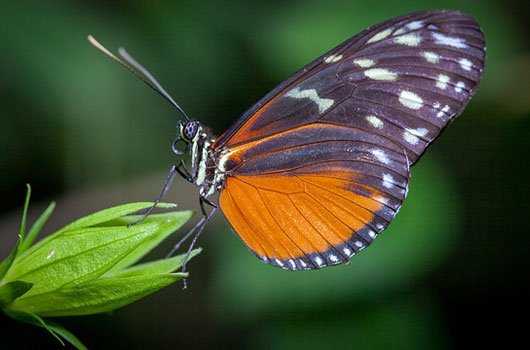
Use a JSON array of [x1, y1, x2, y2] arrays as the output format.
[[87, 35, 190, 121]]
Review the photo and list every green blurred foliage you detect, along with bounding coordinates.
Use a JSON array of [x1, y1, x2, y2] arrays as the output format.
[[248, 293, 448, 350], [1, 0, 529, 349]]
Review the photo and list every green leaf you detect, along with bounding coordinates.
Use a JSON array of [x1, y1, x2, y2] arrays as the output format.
[[105, 248, 201, 278], [0, 236, 22, 282], [19, 184, 31, 239], [3, 221, 168, 296], [59, 201, 177, 232], [103, 210, 194, 273], [6, 273, 186, 317], [42, 319, 88, 350], [0, 185, 31, 280], [0, 280, 33, 307], [2, 200, 195, 348], [19, 201, 56, 254]]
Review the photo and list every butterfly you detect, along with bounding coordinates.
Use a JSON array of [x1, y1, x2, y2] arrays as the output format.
[[89, 9, 485, 272]]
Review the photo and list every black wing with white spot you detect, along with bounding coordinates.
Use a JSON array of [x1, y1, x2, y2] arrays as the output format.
[[215, 10, 485, 271], [213, 9, 485, 164], [332, 10, 485, 163]]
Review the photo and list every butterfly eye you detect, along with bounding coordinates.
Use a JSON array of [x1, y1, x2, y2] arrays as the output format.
[[182, 121, 200, 141]]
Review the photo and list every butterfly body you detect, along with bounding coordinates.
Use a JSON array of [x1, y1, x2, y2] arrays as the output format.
[[186, 126, 217, 197]]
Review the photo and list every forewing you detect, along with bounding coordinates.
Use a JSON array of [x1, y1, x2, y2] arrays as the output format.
[[213, 9, 485, 164]]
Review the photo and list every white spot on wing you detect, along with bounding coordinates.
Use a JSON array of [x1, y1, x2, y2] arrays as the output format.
[[432, 32, 468, 48], [288, 259, 296, 269], [406, 20, 424, 30], [299, 259, 307, 268], [436, 104, 451, 118], [354, 241, 364, 248], [374, 195, 389, 205], [436, 74, 450, 90], [371, 149, 390, 164], [285, 87, 334, 113], [275, 259, 284, 267], [411, 128, 429, 137], [343, 247, 352, 257], [393, 22, 423, 36], [395, 33, 422, 46], [367, 28, 393, 43], [329, 254, 338, 263], [366, 115, 384, 129], [422, 51, 440, 63], [393, 27, 406, 36], [459, 58, 473, 71], [383, 173, 395, 188], [354, 58, 375, 67], [324, 54, 342, 63], [314, 256, 324, 267], [368, 230, 377, 238], [364, 68, 398, 81], [403, 128, 428, 145], [399, 90, 423, 110], [404, 132, 419, 145], [455, 81, 466, 93]]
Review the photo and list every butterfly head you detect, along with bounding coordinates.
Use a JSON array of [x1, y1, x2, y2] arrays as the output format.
[[172, 120, 203, 156]]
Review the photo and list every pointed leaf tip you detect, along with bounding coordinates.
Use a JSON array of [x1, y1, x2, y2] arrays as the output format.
[[19, 201, 56, 254]]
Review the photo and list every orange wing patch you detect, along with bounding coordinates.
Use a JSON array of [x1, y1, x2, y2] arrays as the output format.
[[219, 173, 394, 270]]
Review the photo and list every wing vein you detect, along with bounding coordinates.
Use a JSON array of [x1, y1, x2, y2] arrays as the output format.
[[244, 178, 318, 264], [224, 185, 274, 259], [229, 158, 408, 178], [298, 173, 403, 207], [296, 175, 392, 225], [286, 194, 350, 261], [228, 139, 405, 173]]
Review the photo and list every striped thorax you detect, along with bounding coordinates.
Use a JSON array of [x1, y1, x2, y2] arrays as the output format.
[[179, 121, 224, 198]]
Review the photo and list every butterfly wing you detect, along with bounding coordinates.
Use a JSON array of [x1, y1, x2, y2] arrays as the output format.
[[218, 125, 410, 269], [216, 10, 485, 269]]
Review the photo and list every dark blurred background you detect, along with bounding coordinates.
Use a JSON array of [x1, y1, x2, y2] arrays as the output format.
[[1, 0, 529, 349]]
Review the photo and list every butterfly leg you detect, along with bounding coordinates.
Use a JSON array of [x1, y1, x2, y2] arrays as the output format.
[[178, 159, 192, 181], [182, 200, 216, 272], [173, 196, 217, 289], [129, 163, 187, 226]]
